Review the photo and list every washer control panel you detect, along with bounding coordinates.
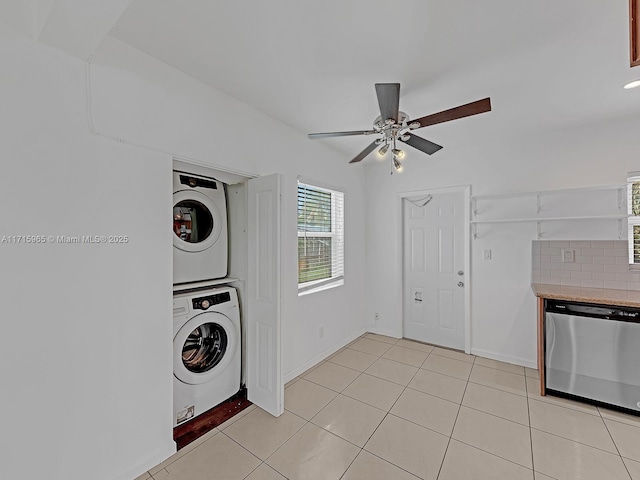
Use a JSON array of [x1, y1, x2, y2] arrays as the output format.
[[193, 291, 231, 310]]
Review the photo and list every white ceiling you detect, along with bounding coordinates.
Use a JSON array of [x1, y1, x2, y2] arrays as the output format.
[[109, 0, 640, 159]]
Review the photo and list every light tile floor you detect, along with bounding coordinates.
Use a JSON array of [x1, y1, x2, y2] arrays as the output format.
[[139, 333, 640, 480]]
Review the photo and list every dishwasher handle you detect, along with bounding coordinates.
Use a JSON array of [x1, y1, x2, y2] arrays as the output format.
[[546, 299, 640, 323]]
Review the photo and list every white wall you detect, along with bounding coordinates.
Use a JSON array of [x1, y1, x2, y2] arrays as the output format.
[[0, 25, 174, 480], [0, 26, 367, 480], [365, 116, 640, 368]]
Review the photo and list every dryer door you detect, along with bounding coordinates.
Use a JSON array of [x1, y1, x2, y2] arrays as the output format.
[[173, 189, 223, 253], [174, 311, 238, 385]]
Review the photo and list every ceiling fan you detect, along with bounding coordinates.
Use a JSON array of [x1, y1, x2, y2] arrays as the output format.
[[308, 83, 491, 172]]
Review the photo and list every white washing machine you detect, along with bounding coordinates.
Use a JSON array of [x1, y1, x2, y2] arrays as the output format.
[[173, 170, 228, 284], [173, 286, 241, 427]]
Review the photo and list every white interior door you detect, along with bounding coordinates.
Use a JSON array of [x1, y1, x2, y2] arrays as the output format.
[[403, 191, 466, 350], [247, 173, 283, 416]]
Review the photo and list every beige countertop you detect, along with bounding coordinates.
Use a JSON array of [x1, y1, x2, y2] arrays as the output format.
[[531, 283, 640, 308]]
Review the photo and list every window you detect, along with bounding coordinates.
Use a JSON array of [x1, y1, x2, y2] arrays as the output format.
[[632, 0, 640, 67], [297, 181, 344, 293], [628, 172, 640, 267]]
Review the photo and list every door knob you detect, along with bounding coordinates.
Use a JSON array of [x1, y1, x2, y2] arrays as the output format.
[[457, 282, 464, 287], [458, 270, 464, 276]]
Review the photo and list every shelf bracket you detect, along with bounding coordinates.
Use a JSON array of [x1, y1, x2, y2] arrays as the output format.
[[536, 192, 541, 215], [471, 197, 478, 218], [537, 221, 542, 240], [472, 223, 478, 240], [617, 188, 625, 211], [618, 218, 625, 239]]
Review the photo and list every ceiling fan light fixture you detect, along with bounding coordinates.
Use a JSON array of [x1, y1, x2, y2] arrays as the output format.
[[378, 144, 389, 156], [624, 80, 640, 89], [393, 157, 403, 171], [391, 148, 404, 158]]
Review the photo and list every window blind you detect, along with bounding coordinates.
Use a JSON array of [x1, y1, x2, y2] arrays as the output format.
[[297, 182, 344, 292]]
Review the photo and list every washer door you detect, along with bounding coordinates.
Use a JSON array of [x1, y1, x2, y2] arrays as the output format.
[[173, 189, 223, 253], [174, 311, 238, 385]]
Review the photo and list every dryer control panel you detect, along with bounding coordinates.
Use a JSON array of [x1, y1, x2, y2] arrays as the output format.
[[193, 291, 231, 310]]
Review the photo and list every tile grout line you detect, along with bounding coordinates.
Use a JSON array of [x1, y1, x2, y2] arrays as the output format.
[[339, 336, 404, 480], [597, 413, 634, 480], [435, 354, 475, 479], [528, 422, 631, 458], [525, 365, 538, 478], [349, 347, 424, 478]]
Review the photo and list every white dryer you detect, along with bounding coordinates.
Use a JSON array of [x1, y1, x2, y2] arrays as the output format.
[[173, 286, 241, 427], [173, 170, 228, 284]]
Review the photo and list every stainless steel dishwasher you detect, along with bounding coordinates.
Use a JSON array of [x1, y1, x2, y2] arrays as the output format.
[[545, 299, 640, 414]]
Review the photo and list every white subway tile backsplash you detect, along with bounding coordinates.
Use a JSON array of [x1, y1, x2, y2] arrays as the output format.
[[560, 263, 582, 271], [580, 248, 604, 256], [604, 264, 629, 273], [592, 256, 610, 264], [570, 241, 592, 247], [570, 271, 593, 280], [581, 279, 604, 288], [574, 256, 594, 264], [615, 272, 640, 282], [561, 278, 582, 287], [581, 263, 604, 272], [589, 241, 614, 248], [533, 240, 638, 291], [553, 241, 571, 248], [603, 248, 627, 257], [552, 270, 572, 278], [593, 272, 616, 281]]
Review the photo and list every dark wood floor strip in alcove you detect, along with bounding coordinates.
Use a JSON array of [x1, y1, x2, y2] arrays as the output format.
[[173, 387, 252, 450]]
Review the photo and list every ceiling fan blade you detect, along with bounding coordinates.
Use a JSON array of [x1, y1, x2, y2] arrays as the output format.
[[349, 141, 378, 164], [399, 133, 443, 155], [410, 98, 491, 129], [308, 130, 376, 139], [375, 83, 400, 123]]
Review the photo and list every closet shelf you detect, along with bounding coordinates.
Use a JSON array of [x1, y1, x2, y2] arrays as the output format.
[[472, 184, 625, 202], [470, 215, 628, 225]]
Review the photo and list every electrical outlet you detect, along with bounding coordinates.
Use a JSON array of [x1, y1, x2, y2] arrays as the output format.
[[374, 313, 380, 326], [562, 249, 574, 263], [484, 249, 492, 260]]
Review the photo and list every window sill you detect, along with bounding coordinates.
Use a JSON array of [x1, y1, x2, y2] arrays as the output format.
[[298, 279, 344, 297]]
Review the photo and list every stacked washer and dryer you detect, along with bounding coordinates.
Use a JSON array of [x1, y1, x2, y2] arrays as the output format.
[[172, 170, 241, 427]]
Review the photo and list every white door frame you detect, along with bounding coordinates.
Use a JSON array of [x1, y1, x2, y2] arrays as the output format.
[[396, 185, 471, 354]]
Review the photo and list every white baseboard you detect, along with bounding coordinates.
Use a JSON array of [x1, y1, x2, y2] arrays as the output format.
[[283, 328, 367, 383], [117, 442, 176, 480], [366, 327, 402, 339], [470, 347, 537, 369]]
